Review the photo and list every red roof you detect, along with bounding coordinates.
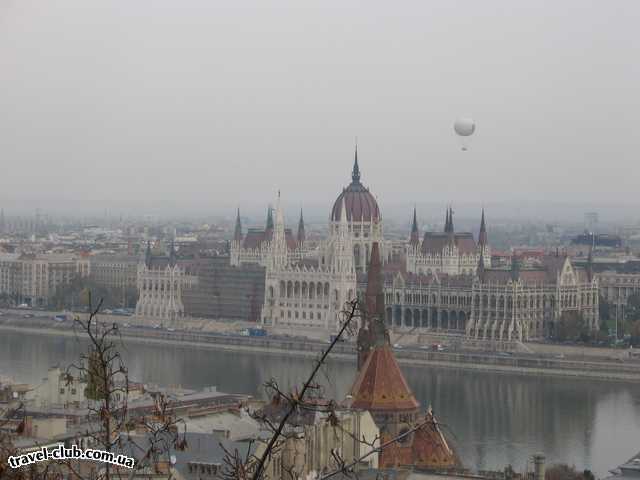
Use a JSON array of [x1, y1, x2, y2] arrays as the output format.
[[241, 228, 297, 250], [331, 183, 380, 223], [379, 410, 459, 469], [421, 232, 477, 255], [351, 345, 419, 412]]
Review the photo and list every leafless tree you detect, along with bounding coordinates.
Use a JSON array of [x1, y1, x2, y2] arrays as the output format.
[[2, 292, 185, 480], [65, 292, 186, 480]]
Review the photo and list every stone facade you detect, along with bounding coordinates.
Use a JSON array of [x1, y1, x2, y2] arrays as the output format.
[[135, 242, 192, 323], [0, 252, 90, 306], [376, 254, 599, 342]]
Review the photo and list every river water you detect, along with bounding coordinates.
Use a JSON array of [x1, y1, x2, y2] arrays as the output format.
[[1, 330, 639, 477]]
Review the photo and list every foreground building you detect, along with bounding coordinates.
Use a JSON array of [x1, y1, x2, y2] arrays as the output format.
[[351, 242, 458, 469]]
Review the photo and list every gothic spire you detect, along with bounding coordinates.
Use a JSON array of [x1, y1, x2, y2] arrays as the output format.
[[410, 206, 419, 247], [449, 206, 455, 233], [297, 208, 305, 245], [444, 207, 450, 233], [364, 242, 386, 329], [144, 240, 152, 268], [352, 143, 361, 184], [265, 205, 274, 231], [478, 208, 487, 246], [234, 208, 243, 243]]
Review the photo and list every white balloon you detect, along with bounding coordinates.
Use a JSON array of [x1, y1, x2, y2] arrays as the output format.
[[454, 117, 476, 137]]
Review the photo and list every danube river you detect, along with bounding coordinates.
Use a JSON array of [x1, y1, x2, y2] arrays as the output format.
[[1, 330, 639, 477]]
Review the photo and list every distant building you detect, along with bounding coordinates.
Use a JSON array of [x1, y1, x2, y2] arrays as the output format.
[[0, 252, 90, 306], [90, 253, 139, 291], [181, 256, 265, 322], [135, 241, 191, 322], [588, 259, 640, 309], [406, 207, 490, 277], [572, 232, 623, 249], [376, 252, 599, 341]]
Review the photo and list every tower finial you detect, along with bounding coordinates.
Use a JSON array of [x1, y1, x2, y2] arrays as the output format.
[[266, 205, 274, 231], [297, 208, 305, 245], [352, 142, 361, 183], [145, 240, 152, 268], [234, 207, 243, 243], [479, 208, 487, 246], [410, 206, 419, 246]]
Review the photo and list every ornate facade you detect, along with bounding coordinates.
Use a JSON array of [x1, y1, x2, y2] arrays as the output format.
[[135, 242, 189, 323], [329, 147, 384, 273], [406, 207, 490, 276], [234, 194, 357, 331], [230, 149, 384, 331], [377, 252, 599, 342]]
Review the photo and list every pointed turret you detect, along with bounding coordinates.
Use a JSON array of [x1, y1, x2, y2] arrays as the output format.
[[297, 209, 305, 245], [444, 206, 455, 234], [444, 207, 450, 233], [352, 143, 361, 184], [410, 207, 420, 247], [478, 208, 487, 247], [364, 242, 386, 325], [234, 208, 243, 243], [355, 242, 390, 369], [144, 241, 152, 268], [264, 204, 274, 240]]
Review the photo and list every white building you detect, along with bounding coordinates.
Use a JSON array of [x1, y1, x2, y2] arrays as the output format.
[[135, 242, 188, 323], [231, 150, 383, 332]]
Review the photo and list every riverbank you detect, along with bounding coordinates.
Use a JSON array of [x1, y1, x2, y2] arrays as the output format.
[[1, 319, 639, 383]]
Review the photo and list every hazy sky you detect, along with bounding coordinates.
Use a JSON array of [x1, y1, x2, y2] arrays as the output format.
[[1, 0, 639, 217]]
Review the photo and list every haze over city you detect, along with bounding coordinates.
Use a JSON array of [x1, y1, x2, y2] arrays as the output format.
[[1, 0, 639, 217], [1, 3, 640, 480]]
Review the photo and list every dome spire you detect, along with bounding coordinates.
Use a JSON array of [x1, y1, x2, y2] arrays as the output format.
[[478, 208, 487, 246], [352, 142, 361, 184]]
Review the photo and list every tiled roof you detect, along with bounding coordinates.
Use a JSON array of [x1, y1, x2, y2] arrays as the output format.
[[331, 182, 381, 223], [421, 232, 477, 255], [351, 345, 419, 412]]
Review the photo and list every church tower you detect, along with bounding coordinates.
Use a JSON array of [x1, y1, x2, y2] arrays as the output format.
[[351, 241, 458, 469]]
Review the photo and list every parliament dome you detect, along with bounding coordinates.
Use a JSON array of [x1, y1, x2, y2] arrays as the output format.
[[331, 149, 381, 223]]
